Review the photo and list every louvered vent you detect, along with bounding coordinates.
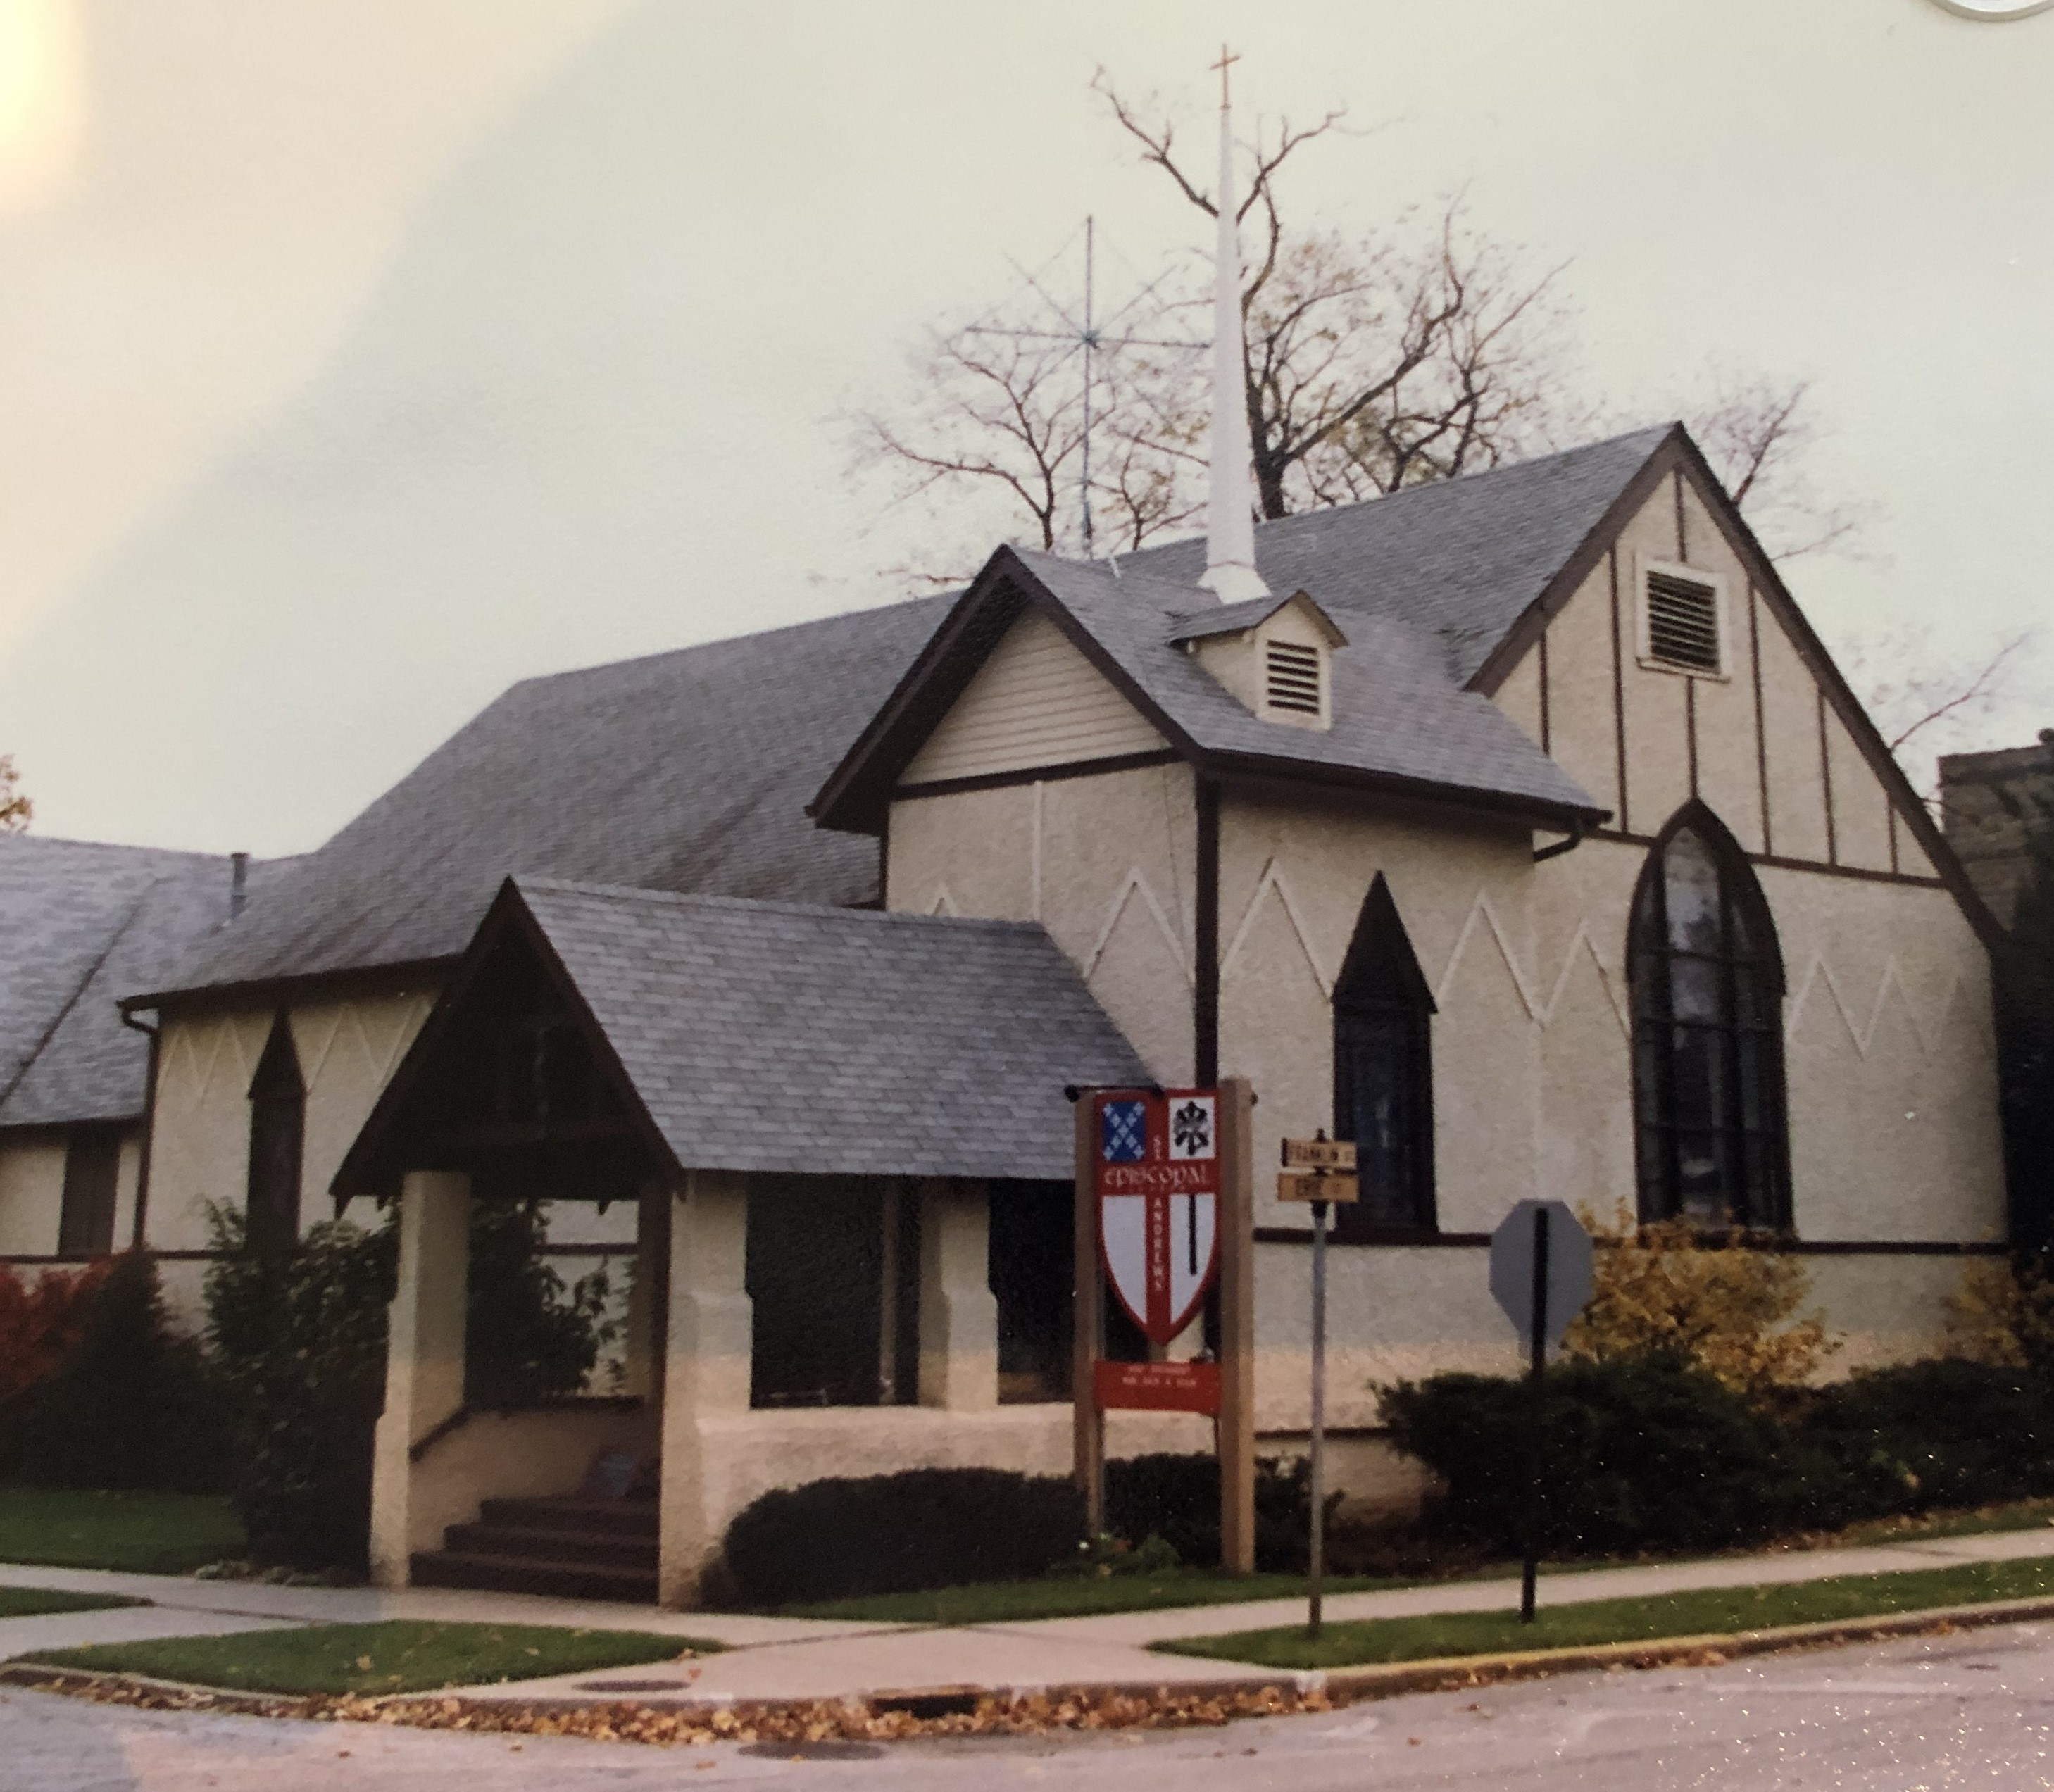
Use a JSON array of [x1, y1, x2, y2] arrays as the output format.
[[1265, 640, 1323, 715], [1644, 572, 1722, 673]]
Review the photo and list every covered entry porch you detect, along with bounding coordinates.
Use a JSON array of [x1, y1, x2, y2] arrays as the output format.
[[337, 877, 1159, 1606]]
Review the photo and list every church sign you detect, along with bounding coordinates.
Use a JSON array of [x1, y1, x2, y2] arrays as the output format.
[[1094, 1089, 1220, 1347]]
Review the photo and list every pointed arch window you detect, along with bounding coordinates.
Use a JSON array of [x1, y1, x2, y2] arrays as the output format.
[[1629, 807, 1790, 1229], [246, 1012, 306, 1260], [1331, 876, 1436, 1240]]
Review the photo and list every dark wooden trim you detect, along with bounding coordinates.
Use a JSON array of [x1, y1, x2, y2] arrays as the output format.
[[1685, 677, 1700, 801], [1536, 628, 1552, 754], [1610, 546, 1629, 834], [1468, 427, 1683, 698], [1673, 468, 1689, 558], [1251, 1230, 2007, 1256], [1255, 1227, 1491, 1248], [1467, 425, 1999, 951], [1194, 777, 1221, 1085], [1817, 687, 1839, 866], [894, 749, 1182, 803], [1749, 584, 1772, 857], [1653, 430, 2003, 951], [330, 881, 680, 1199], [125, 958, 452, 1021], [0, 1248, 225, 1265], [1586, 828, 1946, 889], [1195, 743, 1602, 831], [1889, 802, 1900, 877], [130, 1022, 159, 1251]]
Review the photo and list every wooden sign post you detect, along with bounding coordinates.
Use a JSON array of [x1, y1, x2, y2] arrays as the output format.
[[1072, 1078, 1255, 1572], [1277, 1132, 1358, 1636]]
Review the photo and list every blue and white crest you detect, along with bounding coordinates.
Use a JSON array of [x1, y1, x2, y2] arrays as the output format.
[[1101, 1099, 1146, 1163]]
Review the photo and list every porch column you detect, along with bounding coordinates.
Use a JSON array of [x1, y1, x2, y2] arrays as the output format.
[[368, 1170, 470, 1588], [918, 1177, 997, 1410], [658, 1170, 751, 1607]]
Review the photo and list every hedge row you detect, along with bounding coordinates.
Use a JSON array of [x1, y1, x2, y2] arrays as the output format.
[[1381, 1352, 2054, 1559], [718, 1453, 1327, 1607]]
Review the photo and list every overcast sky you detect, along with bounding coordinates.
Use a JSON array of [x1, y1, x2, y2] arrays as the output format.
[[0, 0, 2048, 856]]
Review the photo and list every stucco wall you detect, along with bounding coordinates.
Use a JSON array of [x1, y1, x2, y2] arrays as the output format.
[[0, 1126, 144, 1260], [0, 1134, 67, 1255], [148, 988, 437, 1255], [888, 761, 1199, 1083]]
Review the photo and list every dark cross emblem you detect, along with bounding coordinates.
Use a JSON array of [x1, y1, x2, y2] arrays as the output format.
[[1172, 1100, 1213, 1158]]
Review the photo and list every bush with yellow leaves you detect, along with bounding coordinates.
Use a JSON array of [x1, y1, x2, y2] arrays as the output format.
[[1942, 1253, 2054, 1371], [1558, 1206, 1837, 1393]]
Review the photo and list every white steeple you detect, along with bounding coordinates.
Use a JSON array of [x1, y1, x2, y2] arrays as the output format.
[[1199, 48, 1268, 603]]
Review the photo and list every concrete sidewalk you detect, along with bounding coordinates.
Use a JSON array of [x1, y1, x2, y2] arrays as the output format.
[[4, 1520, 2053, 1705]]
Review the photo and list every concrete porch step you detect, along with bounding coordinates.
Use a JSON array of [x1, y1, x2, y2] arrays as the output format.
[[408, 1548, 659, 1603], [476, 1496, 660, 1539], [441, 1522, 658, 1572]]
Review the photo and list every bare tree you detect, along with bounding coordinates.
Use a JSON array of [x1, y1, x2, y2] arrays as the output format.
[[848, 73, 1578, 575], [0, 756, 28, 832], [1680, 372, 1865, 562], [1836, 624, 2036, 794], [1093, 75, 1579, 518]]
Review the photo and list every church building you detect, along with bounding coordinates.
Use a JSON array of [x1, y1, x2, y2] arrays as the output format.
[[0, 100, 2010, 1609]]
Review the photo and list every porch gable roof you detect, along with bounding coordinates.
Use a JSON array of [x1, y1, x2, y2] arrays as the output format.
[[337, 877, 1150, 1193]]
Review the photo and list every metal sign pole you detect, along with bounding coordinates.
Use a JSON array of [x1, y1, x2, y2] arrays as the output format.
[[1520, 1203, 1551, 1624], [1307, 1195, 1329, 1639]]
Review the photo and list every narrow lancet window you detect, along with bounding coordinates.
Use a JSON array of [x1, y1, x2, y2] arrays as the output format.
[[1629, 806, 1790, 1229], [246, 1012, 306, 1260], [1331, 875, 1436, 1239]]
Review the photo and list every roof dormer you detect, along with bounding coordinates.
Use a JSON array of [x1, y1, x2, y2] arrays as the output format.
[[1170, 590, 1347, 732]]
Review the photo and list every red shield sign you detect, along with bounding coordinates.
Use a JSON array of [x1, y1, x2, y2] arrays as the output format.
[[1093, 1089, 1220, 1346]]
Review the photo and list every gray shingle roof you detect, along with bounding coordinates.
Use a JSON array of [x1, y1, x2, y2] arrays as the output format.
[[144, 597, 953, 999], [0, 836, 242, 1127], [516, 879, 1148, 1179], [146, 428, 1670, 1001], [1010, 549, 1598, 818], [1121, 425, 1673, 683]]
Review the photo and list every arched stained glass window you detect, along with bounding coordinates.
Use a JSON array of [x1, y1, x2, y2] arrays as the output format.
[[1629, 806, 1790, 1229], [1332, 875, 1436, 1239]]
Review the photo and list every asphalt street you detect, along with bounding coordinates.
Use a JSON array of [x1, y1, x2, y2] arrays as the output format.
[[8, 1621, 2054, 1791]]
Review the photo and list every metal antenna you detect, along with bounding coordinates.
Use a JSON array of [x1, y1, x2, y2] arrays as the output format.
[[964, 217, 1200, 560]]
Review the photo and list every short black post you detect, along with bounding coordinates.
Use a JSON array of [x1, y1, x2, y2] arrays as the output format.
[[1520, 1204, 1551, 1624]]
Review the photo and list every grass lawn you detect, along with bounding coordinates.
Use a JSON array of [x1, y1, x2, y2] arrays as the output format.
[[0, 1488, 244, 1576], [1156, 1555, 2054, 1671], [0, 1586, 144, 1619], [779, 1567, 1407, 1625], [19, 1618, 724, 1697]]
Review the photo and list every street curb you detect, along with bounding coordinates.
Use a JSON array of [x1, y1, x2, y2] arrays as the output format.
[[1283, 1591, 2054, 1700], [8, 1593, 2054, 1737]]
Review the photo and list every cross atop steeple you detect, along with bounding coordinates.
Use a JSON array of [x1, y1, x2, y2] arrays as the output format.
[[1211, 43, 1240, 109]]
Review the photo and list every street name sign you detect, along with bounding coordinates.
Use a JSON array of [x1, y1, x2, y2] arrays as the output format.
[[1277, 1172, 1359, 1203], [1282, 1137, 1356, 1171]]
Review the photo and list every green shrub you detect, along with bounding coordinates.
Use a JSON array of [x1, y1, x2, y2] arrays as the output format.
[[1384, 1352, 2054, 1560], [205, 1210, 396, 1571], [0, 1252, 226, 1493], [720, 1467, 1086, 1607], [1801, 1359, 2054, 1519], [203, 1196, 619, 1572], [1382, 1353, 1804, 1558], [1103, 1451, 1327, 1573], [463, 1201, 614, 1410]]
